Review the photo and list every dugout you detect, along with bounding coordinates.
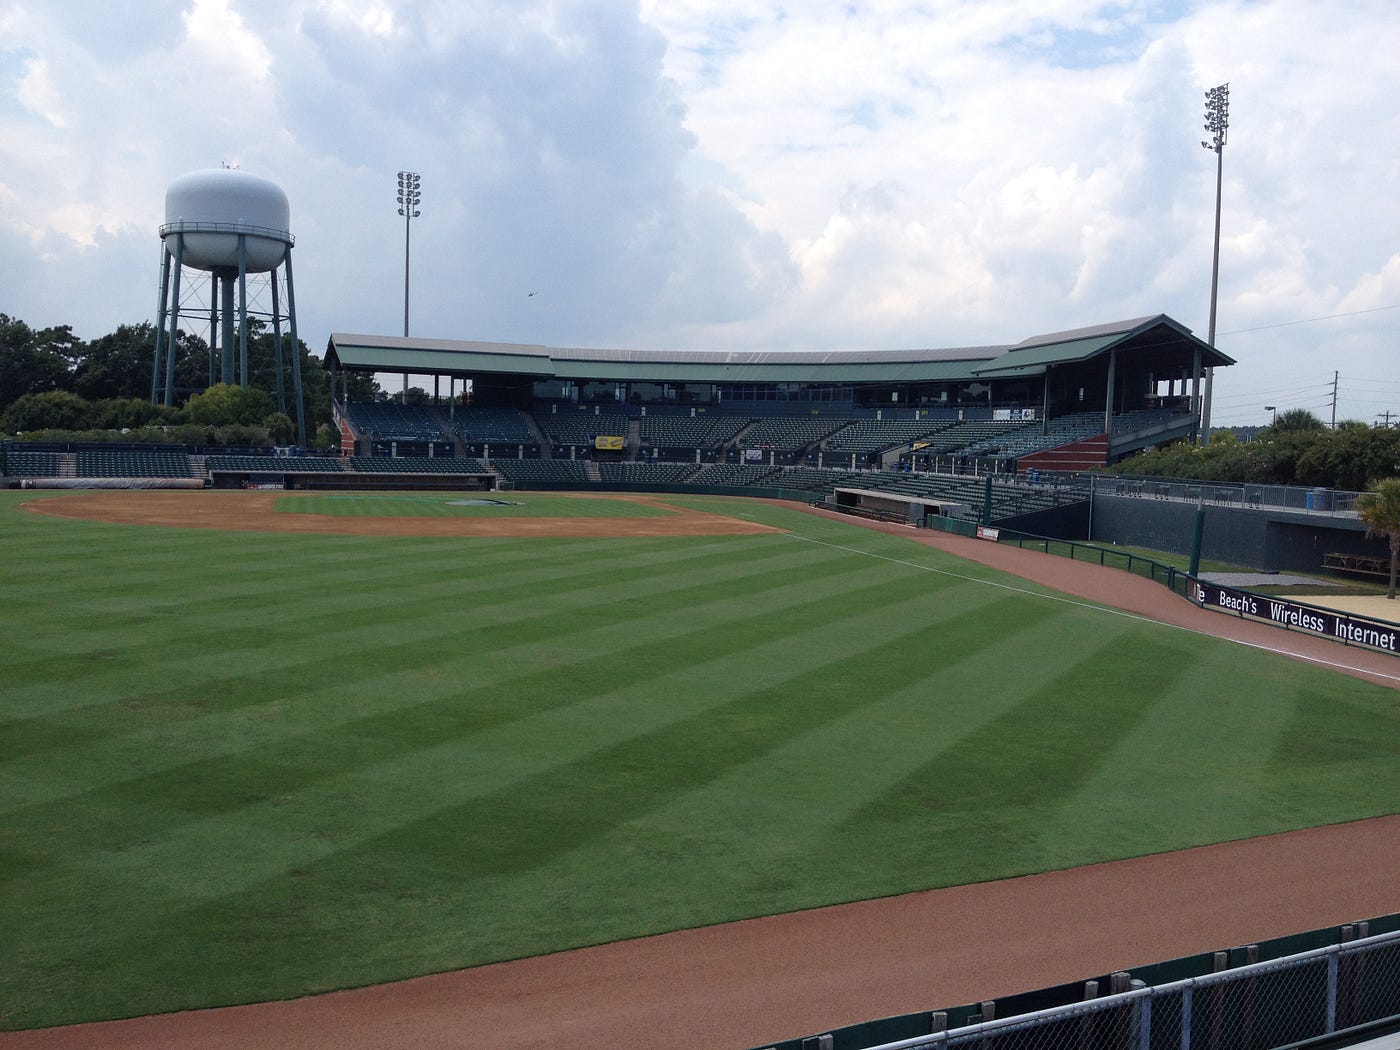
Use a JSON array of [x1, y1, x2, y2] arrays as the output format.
[[829, 486, 972, 525]]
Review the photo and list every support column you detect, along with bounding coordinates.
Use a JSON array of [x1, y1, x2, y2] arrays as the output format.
[[151, 245, 172, 404], [1190, 345, 1202, 439], [271, 269, 287, 415], [164, 235, 185, 407], [208, 273, 218, 388], [1103, 350, 1117, 436], [220, 276, 235, 384], [236, 234, 249, 387], [284, 248, 306, 447]]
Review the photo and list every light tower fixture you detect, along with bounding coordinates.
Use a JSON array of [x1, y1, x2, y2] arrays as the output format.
[[397, 171, 421, 338], [1199, 83, 1229, 440], [1265, 404, 1277, 426]]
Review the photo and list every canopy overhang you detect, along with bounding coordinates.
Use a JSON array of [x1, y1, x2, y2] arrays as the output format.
[[325, 313, 1231, 387]]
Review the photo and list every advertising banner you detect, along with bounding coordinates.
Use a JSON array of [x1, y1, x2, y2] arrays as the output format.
[[1189, 579, 1399, 653], [593, 435, 624, 451]]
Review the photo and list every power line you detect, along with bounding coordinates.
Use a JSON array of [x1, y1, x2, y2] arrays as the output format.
[[1219, 303, 1400, 337]]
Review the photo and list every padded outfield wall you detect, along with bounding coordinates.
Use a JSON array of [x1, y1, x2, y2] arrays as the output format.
[[1087, 494, 1383, 575]]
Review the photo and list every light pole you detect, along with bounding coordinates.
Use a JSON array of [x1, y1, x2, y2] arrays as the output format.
[[1199, 83, 1229, 440], [397, 171, 421, 338], [1265, 404, 1277, 426]]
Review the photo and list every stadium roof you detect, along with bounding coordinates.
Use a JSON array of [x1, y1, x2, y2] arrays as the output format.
[[325, 314, 1233, 385]]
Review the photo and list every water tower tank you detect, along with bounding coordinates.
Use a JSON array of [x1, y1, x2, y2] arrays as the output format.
[[163, 168, 291, 273]]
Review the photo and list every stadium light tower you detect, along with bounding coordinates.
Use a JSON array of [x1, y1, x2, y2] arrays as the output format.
[[397, 171, 421, 337], [1200, 83, 1229, 439]]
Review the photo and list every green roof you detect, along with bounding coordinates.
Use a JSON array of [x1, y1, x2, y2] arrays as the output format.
[[325, 314, 1232, 386]]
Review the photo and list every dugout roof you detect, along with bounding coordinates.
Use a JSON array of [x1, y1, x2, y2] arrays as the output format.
[[324, 314, 1232, 386]]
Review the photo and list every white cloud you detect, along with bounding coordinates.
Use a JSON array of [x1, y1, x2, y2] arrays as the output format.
[[0, 0, 1396, 426]]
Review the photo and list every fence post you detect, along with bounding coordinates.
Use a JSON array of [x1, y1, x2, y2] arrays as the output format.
[[1207, 951, 1228, 1050], [1241, 945, 1258, 1048], [1110, 973, 1132, 1047], [1326, 951, 1339, 1034], [1080, 981, 1099, 1049], [1131, 979, 1151, 1050], [1182, 984, 1194, 1050]]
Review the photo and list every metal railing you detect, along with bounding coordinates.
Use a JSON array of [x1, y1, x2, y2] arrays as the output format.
[[159, 219, 294, 245], [1095, 474, 1361, 515], [858, 927, 1400, 1050]]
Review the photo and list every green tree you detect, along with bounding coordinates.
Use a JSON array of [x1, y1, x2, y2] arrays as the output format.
[[90, 397, 176, 431], [0, 314, 73, 409], [183, 383, 276, 427], [1356, 478, 1400, 599], [1, 390, 92, 433], [71, 323, 157, 401], [1270, 407, 1326, 433]]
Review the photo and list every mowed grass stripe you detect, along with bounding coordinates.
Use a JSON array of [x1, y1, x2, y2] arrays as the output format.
[[274, 494, 675, 518], [600, 593, 1154, 897], [8, 590, 1064, 1015], [2, 533, 829, 715], [0, 533, 931, 798], [0, 536, 889, 750], [0, 562, 1013, 991], [3, 558, 972, 834], [3, 491, 1398, 1029]]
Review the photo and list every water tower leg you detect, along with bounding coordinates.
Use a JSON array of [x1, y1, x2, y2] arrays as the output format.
[[152, 246, 172, 404], [284, 250, 306, 447], [220, 276, 235, 385], [237, 234, 249, 388], [165, 235, 185, 407], [271, 272, 287, 415], [208, 273, 218, 388]]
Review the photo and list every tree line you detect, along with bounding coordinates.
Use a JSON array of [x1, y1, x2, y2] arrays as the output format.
[[1102, 409, 1400, 492], [0, 312, 379, 445]]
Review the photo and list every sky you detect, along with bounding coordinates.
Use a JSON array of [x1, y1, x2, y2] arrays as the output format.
[[1, 0, 1397, 428]]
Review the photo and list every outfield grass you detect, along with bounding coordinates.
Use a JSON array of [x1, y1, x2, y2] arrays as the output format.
[[2, 489, 1397, 1029], [274, 493, 673, 518]]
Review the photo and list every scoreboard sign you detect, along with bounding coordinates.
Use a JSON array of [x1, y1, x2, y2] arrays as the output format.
[[1189, 580, 1400, 654]]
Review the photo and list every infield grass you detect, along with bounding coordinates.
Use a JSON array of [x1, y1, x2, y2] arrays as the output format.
[[2, 489, 1397, 1029]]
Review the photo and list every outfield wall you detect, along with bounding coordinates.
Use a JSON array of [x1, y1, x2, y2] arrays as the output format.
[[1088, 493, 1381, 574]]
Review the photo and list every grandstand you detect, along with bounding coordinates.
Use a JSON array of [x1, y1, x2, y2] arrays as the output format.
[[733, 416, 849, 459], [536, 410, 629, 450], [448, 406, 535, 445], [326, 314, 1231, 476], [819, 418, 952, 467], [346, 402, 445, 442], [5, 314, 1239, 525], [638, 412, 748, 459]]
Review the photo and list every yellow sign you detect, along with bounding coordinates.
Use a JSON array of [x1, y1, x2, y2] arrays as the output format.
[[594, 435, 624, 450]]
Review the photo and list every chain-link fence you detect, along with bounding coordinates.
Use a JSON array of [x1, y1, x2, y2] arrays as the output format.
[[854, 927, 1400, 1050]]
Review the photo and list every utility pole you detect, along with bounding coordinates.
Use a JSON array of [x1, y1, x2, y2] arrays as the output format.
[[1330, 371, 1338, 428], [1200, 83, 1229, 440]]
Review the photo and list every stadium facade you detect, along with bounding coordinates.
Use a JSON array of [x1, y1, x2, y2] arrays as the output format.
[[325, 313, 1233, 472]]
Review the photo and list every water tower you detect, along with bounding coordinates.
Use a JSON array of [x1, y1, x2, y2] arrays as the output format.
[[152, 168, 305, 444]]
